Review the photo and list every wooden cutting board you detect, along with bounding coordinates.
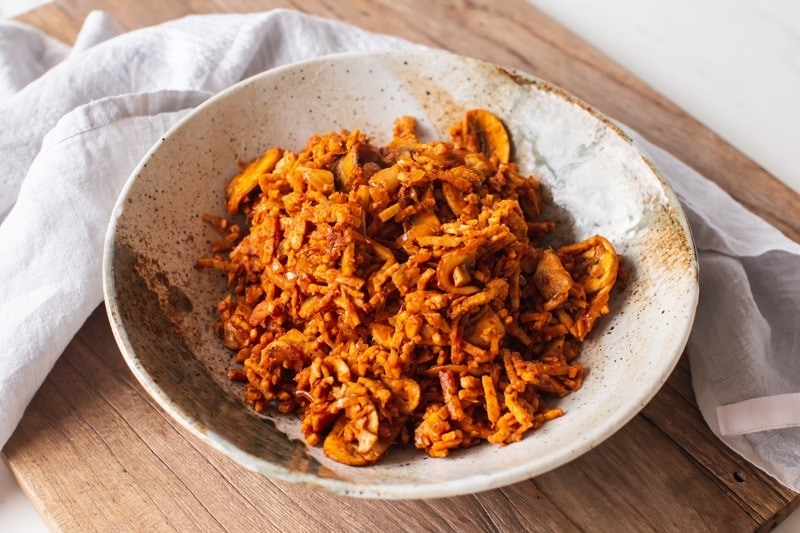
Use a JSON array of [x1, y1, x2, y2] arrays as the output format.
[[7, 1, 800, 531]]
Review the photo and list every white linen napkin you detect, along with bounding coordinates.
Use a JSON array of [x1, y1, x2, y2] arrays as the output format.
[[1, 9, 798, 492]]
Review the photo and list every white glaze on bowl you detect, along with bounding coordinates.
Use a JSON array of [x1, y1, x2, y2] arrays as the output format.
[[103, 49, 699, 499]]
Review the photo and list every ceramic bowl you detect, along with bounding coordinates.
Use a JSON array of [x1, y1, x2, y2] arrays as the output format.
[[103, 49, 699, 499]]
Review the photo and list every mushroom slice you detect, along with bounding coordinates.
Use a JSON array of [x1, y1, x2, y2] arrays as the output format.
[[463, 109, 510, 163], [437, 244, 480, 295], [533, 249, 573, 311], [225, 146, 283, 214], [322, 415, 404, 466], [442, 182, 468, 217], [465, 311, 505, 349], [368, 164, 401, 194], [332, 148, 359, 191], [382, 377, 421, 415], [397, 211, 441, 252], [297, 166, 335, 194], [558, 235, 618, 294], [558, 236, 620, 340]]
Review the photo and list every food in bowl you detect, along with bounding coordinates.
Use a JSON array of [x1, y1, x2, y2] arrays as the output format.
[[105, 49, 698, 497], [197, 109, 624, 466]]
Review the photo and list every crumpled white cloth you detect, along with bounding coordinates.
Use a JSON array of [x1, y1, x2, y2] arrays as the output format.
[[1, 9, 799, 492]]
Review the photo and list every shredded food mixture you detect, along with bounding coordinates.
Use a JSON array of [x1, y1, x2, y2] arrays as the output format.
[[197, 110, 624, 466]]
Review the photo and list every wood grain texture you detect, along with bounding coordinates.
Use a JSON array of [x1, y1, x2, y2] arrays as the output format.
[[7, 0, 800, 531]]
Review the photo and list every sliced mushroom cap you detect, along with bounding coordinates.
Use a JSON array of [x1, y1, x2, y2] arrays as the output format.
[[225, 146, 283, 214], [437, 245, 480, 295], [465, 311, 506, 349], [322, 414, 405, 466], [397, 211, 441, 252], [332, 149, 359, 192], [558, 235, 619, 294], [463, 109, 510, 163], [296, 166, 335, 194], [322, 416, 375, 466], [441, 182, 468, 217], [382, 377, 421, 415], [533, 249, 573, 311]]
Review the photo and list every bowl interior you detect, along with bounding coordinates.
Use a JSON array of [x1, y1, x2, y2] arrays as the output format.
[[103, 49, 698, 499]]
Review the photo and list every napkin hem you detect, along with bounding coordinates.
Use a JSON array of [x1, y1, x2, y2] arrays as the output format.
[[717, 393, 800, 436]]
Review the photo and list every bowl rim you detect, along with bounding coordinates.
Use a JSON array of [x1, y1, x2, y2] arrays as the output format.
[[102, 48, 699, 499]]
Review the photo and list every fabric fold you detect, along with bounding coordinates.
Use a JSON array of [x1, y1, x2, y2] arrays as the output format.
[[633, 134, 800, 491], [0, 89, 209, 445], [70, 10, 124, 54], [0, 18, 68, 98]]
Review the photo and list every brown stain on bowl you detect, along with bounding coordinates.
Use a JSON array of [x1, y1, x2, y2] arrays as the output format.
[[493, 61, 697, 285], [111, 242, 330, 478]]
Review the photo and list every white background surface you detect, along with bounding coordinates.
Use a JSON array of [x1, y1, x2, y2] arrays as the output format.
[[1, 0, 799, 530], [530, 0, 800, 196]]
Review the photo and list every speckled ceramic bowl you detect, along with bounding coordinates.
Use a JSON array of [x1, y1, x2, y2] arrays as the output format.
[[103, 49, 698, 499]]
